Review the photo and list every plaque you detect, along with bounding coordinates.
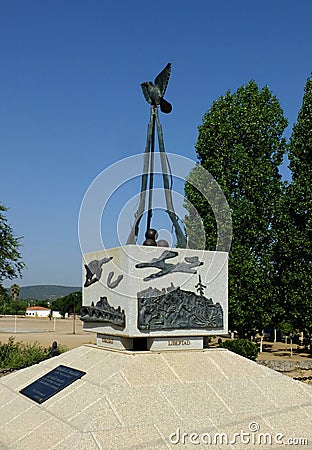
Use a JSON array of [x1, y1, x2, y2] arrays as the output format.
[[20, 365, 86, 404]]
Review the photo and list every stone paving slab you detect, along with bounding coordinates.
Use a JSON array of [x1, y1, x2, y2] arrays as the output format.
[[0, 345, 311, 449], [44, 381, 106, 422], [208, 378, 277, 414], [91, 424, 168, 450], [8, 416, 75, 450], [0, 404, 47, 447], [121, 353, 181, 386], [252, 374, 310, 408]]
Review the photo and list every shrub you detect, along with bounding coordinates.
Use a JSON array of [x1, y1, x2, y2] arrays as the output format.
[[0, 337, 65, 369], [220, 338, 258, 361]]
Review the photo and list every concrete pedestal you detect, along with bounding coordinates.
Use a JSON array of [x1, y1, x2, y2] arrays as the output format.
[[1, 345, 311, 449]]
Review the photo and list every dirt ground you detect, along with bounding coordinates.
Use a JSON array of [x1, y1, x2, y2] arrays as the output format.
[[0, 316, 95, 350], [256, 341, 311, 362]]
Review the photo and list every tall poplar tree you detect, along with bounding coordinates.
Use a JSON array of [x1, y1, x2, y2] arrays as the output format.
[[185, 81, 288, 335], [283, 75, 312, 333]]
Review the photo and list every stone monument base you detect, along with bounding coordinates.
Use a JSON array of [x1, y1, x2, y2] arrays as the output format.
[[96, 333, 205, 351], [0, 345, 311, 449]]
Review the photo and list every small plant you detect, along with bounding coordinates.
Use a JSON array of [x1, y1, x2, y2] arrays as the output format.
[[220, 338, 258, 361], [0, 337, 67, 369]]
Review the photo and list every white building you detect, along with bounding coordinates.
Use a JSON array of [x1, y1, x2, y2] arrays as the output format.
[[25, 306, 62, 318]]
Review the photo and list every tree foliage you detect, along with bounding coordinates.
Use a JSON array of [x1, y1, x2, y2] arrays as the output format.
[[11, 283, 20, 300], [0, 284, 10, 314], [275, 75, 312, 333], [185, 81, 288, 335], [0, 297, 27, 315], [51, 291, 82, 318], [0, 204, 25, 283]]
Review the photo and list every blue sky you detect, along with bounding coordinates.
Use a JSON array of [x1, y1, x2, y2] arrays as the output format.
[[1, 0, 311, 287]]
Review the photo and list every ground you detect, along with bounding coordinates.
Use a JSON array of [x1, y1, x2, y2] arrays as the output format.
[[0, 316, 94, 350]]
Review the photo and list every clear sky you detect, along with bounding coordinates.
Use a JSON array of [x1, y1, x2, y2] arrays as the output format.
[[1, 0, 311, 287]]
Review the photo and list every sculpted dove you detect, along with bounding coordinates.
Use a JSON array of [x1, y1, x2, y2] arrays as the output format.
[[141, 63, 172, 113]]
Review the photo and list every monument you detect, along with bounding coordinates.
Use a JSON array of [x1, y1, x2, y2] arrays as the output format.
[[1, 65, 311, 450], [80, 64, 228, 350]]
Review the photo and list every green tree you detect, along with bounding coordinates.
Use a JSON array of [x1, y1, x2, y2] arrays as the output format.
[[0, 204, 25, 283], [185, 81, 288, 336], [2, 298, 27, 315], [279, 75, 312, 334], [11, 283, 20, 301], [52, 291, 82, 318], [36, 300, 50, 308], [0, 284, 9, 315]]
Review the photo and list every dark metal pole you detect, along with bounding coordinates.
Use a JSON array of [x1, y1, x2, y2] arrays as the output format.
[[126, 109, 153, 244], [155, 110, 187, 248], [146, 109, 156, 232]]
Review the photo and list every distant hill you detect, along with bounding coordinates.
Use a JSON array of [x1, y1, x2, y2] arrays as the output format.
[[17, 285, 81, 301]]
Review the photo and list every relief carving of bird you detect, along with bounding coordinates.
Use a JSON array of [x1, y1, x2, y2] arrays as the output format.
[[84, 257, 113, 287], [141, 63, 172, 113]]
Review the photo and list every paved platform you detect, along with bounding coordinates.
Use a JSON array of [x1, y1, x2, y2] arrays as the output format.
[[0, 345, 311, 449]]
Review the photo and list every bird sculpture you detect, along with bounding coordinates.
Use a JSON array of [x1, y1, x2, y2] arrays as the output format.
[[127, 63, 187, 248], [141, 63, 172, 113], [84, 257, 113, 287]]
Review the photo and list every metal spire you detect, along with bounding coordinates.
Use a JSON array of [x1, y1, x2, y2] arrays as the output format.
[[126, 63, 187, 248]]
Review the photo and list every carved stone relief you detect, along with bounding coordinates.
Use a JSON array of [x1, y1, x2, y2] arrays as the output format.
[[80, 297, 125, 328], [137, 278, 223, 331], [135, 250, 203, 281]]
